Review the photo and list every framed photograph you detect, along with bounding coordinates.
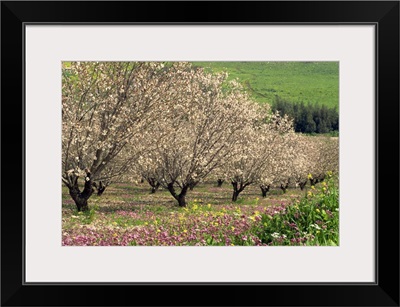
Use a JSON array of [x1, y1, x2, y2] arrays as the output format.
[[2, 1, 399, 306]]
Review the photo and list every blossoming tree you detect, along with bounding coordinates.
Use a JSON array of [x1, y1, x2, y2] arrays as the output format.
[[62, 61, 175, 211], [137, 68, 263, 207], [223, 109, 294, 201]]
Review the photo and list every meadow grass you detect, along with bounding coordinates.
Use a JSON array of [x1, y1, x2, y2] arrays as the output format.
[[62, 178, 339, 246], [192, 61, 339, 108]]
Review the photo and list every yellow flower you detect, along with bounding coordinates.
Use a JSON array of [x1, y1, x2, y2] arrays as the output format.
[[308, 173, 313, 179], [113, 233, 118, 237], [207, 204, 211, 209], [183, 229, 187, 233], [311, 185, 315, 190], [316, 208, 320, 213], [231, 226, 235, 231]]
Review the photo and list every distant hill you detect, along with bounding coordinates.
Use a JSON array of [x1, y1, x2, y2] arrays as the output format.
[[192, 62, 339, 109]]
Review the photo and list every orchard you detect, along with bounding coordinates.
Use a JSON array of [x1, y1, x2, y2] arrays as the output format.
[[62, 61, 339, 246]]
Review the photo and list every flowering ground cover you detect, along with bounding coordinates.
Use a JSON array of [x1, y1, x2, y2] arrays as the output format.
[[62, 177, 338, 246]]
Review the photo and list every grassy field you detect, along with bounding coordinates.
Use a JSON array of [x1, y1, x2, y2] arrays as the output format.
[[62, 177, 339, 246], [192, 62, 339, 108]]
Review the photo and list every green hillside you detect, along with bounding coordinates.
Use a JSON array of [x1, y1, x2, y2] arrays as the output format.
[[192, 62, 339, 109]]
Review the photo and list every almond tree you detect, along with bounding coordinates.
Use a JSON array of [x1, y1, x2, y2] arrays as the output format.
[[224, 110, 294, 201], [62, 61, 173, 211], [308, 136, 339, 185], [284, 133, 312, 191], [258, 135, 295, 197], [137, 69, 262, 207]]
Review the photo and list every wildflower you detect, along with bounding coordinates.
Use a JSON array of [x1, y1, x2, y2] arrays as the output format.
[[307, 173, 313, 179], [316, 208, 320, 213], [271, 232, 280, 238], [311, 185, 315, 190], [207, 204, 211, 209]]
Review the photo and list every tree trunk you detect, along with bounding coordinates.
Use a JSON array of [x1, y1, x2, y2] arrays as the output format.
[[167, 183, 189, 207], [177, 192, 187, 207], [299, 180, 307, 191], [217, 179, 224, 187], [280, 183, 288, 194], [260, 185, 270, 197], [231, 181, 243, 202], [68, 170, 94, 211], [150, 183, 160, 194], [232, 191, 240, 202], [147, 178, 160, 194], [94, 181, 107, 196], [188, 181, 198, 191]]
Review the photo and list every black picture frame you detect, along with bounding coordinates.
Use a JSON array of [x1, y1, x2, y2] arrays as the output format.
[[1, 1, 399, 306]]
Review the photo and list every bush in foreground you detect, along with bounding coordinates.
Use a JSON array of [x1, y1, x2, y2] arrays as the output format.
[[259, 173, 339, 246]]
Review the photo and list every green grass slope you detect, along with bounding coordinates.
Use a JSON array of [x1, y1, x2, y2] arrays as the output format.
[[192, 62, 339, 108]]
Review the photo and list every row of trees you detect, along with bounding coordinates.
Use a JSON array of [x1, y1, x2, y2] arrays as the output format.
[[62, 62, 338, 211], [272, 97, 339, 134]]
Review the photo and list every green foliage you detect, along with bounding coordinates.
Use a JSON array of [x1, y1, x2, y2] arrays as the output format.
[[192, 61, 339, 109], [259, 175, 339, 246], [272, 98, 339, 134]]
